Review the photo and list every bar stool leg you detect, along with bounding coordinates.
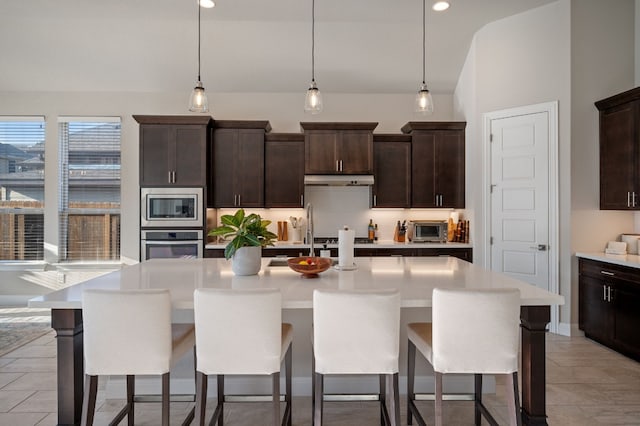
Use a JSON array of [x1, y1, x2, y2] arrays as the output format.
[[126, 375, 135, 426], [474, 373, 482, 426], [434, 372, 443, 426], [379, 374, 386, 426], [81, 375, 98, 426], [507, 372, 522, 426], [313, 372, 323, 426], [285, 344, 293, 426], [162, 373, 170, 426], [407, 340, 416, 425], [217, 375, 224, 426], [390, 373, 400, 426], [272, 372, 281, 426], [194, 372, 208, 426]]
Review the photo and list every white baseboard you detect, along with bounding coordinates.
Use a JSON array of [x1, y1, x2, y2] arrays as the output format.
[[556, 322, 582, 337]]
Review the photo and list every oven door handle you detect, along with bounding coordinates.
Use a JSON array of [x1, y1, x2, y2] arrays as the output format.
[[140, 194, 147, 221], [142, 240, 202, 245]]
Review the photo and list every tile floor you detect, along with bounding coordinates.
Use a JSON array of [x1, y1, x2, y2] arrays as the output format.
[[0, 331, 639, 425]]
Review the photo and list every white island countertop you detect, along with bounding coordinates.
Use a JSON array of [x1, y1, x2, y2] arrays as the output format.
[[29, 256, 563, 310], [576, 252, 640, 269]]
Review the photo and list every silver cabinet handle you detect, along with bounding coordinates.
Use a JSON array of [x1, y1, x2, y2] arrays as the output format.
[[336, 160, 340, 172], [628, 191, 631, 207], [529, 244, 548, 251], [607, 286, 612, 302], [373, 195, 377, 207], [440, 195, 443, 206], [234, 194, 237, 206], [168, 171, 172, 183], [603, 285, 607, 301], [339, 160, 344, 172], [300, 194, 304, 207], [634, 192, 638, 207], [238, 194, 241, 206], [600, 270, 615, 276], [173, 171, 176, 183]]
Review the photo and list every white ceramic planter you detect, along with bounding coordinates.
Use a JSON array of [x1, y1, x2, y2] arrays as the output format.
[[232, 246, 262, 276]]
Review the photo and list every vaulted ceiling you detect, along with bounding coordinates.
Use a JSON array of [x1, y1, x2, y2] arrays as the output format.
[[0, 0, 556, 94]]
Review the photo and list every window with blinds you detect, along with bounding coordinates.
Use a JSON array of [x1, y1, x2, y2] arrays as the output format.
[[58, 117, 121, 261], [0, 117, 45, 261]]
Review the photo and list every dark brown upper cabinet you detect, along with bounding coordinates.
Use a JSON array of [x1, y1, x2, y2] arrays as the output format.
[[265, 133, 305, 208], [596, 87, 640, 210], [135, 115, 213, 187], [402, 122, 466, 208], [300, 122, 377, 174], [372, 134, 411, 208], [210, 121, 271, 208]]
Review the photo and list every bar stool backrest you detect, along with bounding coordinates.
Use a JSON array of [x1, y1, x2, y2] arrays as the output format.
[[313, 289, 401, 375], [431, 288, 521, 374], [82, 289, 173, 376], [194, 288, 282, 375]]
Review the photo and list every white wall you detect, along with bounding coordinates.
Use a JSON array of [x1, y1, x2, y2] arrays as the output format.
[[570, 0, 635, 328], [454, 0, 636, 332]]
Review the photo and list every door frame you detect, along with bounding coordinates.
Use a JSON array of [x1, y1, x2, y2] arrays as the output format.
[[483, 101, 560, 333]]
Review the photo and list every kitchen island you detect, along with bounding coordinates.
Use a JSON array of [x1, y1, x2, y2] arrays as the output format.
[[30, 256, 563, 426]]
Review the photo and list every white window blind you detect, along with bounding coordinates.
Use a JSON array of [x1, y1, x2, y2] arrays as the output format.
[[0, 117, 45, 261], [58, 117, 121, 261]]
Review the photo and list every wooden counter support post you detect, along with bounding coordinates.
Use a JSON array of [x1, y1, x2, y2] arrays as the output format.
[[520, 306, 550, 426], [51, 309, 84, 426]]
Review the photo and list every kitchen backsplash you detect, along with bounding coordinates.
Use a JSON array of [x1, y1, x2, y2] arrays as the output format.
[[212, 186, 467, 242]]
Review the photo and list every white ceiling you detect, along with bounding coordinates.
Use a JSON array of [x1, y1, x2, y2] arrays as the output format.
[[0, 0, 556, 94]]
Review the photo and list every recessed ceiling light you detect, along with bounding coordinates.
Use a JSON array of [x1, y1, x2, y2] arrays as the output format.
[[432, 1, 450, 12], [199, 0, 215, 8]]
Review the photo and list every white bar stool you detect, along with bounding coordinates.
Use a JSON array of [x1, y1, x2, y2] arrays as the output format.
[[81, 289, 195, 426], [312, 289, 401, 426], [193, 288, 293, 426], [407, 288, 522, 426]]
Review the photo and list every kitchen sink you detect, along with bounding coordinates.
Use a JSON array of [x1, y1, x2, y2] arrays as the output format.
[[268, 258, 290, 267]]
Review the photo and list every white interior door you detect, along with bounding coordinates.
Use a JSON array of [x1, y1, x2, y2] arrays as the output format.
[[490, 111, 550, 291]]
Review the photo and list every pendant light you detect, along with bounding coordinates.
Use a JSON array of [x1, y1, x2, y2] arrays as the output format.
[[304, 0, 323, 114], [189, 1, 209, 113], [415, 0, 434, 114]]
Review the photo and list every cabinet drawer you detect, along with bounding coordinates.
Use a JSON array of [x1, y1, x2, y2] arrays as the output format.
[[579, 259, 640, 284]]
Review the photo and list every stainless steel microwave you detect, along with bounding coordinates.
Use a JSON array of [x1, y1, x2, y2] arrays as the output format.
[[140, 187, 203, 228], [409, 220, 448, 243]]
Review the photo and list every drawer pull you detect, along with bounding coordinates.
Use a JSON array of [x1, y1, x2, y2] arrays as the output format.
[[600, 271, 615, 276]]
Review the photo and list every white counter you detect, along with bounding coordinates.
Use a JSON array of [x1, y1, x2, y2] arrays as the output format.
[[576, 252, 640, 269], [29, 256, 563, 310]]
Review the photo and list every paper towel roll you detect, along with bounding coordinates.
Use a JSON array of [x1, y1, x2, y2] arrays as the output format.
[[338, 228, 355, 268], [450, 211, 460, 224]]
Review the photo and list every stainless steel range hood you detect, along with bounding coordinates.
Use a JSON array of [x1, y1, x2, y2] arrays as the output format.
[[304, 175, 374, 186]]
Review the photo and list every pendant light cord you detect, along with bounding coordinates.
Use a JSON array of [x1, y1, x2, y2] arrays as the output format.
[[198, 3, 202, 81], [311, 0, 316, 83], [422, 0, 426, 85]]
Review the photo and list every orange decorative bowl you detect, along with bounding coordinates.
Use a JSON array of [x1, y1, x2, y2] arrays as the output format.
[[287, 257, 332, 278]]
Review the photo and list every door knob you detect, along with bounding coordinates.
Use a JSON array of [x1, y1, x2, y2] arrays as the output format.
[[529, 244, 547, 251]]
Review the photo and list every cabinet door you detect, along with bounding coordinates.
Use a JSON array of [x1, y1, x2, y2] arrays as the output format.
[[435, 131, 465, 208], [411, 132, 436, 207], [340, 131, 373, 174], [140, 125, 172, 185], [373, 141, 410, 208], [212, 129, 237, 207], [265, 140, 304, 208], [236, 130, 264, 207], [599, 102, 637, 209], [174, 126, 207, 186], [579, 275, 611, 344], [305, 131, 339, 174], [612, 281, 640, 358]]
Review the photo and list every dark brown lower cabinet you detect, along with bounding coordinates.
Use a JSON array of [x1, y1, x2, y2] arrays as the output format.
[[205, 247, 472, 262], [579, 258, 640, 361]]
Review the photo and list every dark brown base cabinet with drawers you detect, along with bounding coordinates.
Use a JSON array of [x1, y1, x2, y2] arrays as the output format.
[[579, 258, 640, 361], [205, 247, 472, 262]]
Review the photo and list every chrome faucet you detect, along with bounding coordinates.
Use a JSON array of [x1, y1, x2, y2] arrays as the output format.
[[306, 203, 314, 257]]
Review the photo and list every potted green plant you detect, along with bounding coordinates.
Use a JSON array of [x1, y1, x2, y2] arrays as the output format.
[[208, 209, 277, 275]]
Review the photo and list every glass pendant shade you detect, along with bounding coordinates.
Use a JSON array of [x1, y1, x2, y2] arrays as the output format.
[[415, 83, 434, 114], [189, 81, 209, 113], [304, 81, 323, 114]]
